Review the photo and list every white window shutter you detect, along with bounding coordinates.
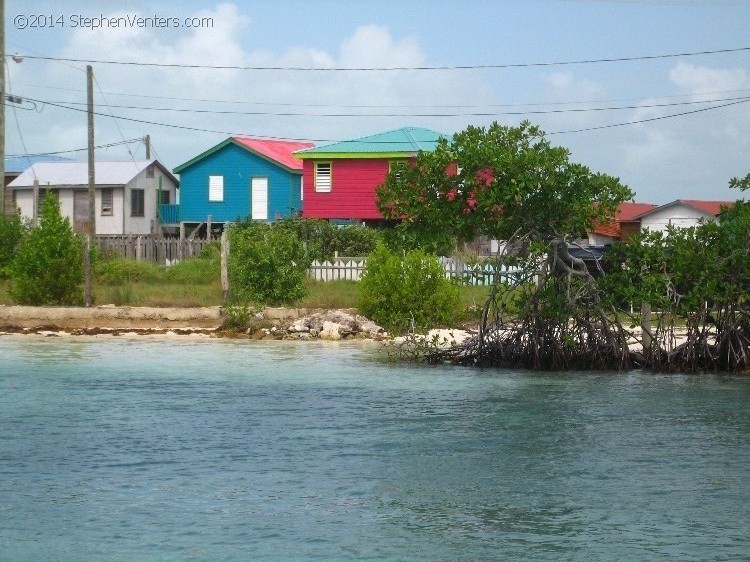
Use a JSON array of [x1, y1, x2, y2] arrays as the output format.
[[209, 175, 224, 202]]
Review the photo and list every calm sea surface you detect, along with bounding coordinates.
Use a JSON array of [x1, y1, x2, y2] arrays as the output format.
[[1, 337, 749, 561]]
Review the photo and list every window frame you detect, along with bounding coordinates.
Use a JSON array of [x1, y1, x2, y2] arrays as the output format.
[[314, 161, 332, 193], [130, 188, 145, 217], [101, 188, 114, 216], [208, 175, 224, 202]]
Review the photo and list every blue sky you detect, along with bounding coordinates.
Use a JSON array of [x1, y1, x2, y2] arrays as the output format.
[[6, 0, 750, 203]]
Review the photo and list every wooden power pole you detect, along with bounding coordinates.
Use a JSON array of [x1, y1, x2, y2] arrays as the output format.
[[0, 0, 6, 216], [85, 65, 95, 307]]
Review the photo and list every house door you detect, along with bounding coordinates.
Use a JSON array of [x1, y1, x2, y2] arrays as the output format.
[[73, 190, 90, 233], [251, 177, 268, 220]]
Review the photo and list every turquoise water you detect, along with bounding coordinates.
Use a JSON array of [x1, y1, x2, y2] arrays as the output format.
[[1, 337, 749, 561]]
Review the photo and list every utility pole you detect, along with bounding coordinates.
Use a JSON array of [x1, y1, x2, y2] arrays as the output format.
[[1, 0, 6, 216], [85, 65, 95, 307], [145, 134, 151, 159]]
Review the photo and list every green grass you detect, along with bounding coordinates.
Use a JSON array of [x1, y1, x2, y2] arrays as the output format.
[[0, 262, 494, 318], [299, 279, 360, 309]]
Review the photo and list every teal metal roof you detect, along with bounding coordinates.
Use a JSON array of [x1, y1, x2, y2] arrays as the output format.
[[295, 127, 449, 157]]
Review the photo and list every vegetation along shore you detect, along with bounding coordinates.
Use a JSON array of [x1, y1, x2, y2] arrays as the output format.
[[2, 122, 749, 373]]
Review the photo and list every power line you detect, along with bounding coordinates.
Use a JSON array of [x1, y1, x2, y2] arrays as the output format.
[[20, 94, 750, 118], [16, 80, 750, 110], [7, 94, 748, 145], [548, 97, 750, 134], [11, 46, 750, 72], [6, 138, 145, 158]]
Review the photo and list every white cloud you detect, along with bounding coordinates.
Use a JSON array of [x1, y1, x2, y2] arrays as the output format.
[[8, 5, 495, 168]]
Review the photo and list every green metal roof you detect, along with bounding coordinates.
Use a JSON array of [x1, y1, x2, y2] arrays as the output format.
[[295, 127, 449, 159]]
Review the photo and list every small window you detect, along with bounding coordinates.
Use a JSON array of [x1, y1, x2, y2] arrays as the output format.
[[160, 190, 171, 205], [146, 164, 155, 178], [315, 162, 331, 193], [389, 160, 408, 181], [131, 189, 145, 217], [209, 175, 224, 202], [300, 176, 304, 201], [101, 188, 113, 216]]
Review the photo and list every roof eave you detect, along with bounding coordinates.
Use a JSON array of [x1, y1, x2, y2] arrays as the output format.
[[174, 138, 302, 174], [295, 151, 419, 160]]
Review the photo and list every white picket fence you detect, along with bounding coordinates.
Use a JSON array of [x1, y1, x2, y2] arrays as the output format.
[[307, 257, 522, 285], [308, 258, 366, 282]]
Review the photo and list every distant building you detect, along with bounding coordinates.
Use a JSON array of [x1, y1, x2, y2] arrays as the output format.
[[4, 155, 72, 215], [295, 127, 448, 224], [588, 202, 657, 245], [635, 199, 733, 234], [8, 160, 178, 235], [173, 137, 314, 238]]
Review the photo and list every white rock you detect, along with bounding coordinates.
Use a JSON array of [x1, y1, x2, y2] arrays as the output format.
[[320, 321, 343, 340], [287, 319, 310, 333]]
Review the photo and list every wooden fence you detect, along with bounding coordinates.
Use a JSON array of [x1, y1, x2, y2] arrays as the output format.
[[94, 238, 523, 285], [308, 257, 522, 285], [94, 236, 211, 265]]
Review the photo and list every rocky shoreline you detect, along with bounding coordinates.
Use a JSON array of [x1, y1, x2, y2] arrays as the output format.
[[0, 305, 389, 341]]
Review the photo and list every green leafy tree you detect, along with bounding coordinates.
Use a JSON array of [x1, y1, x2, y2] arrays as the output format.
[[358, 242, 460, 333], [228, 221, 311, 306], [377, 121, 632, 249], [10, 194, 84, 305], [601, 186, 750, 372], [0, 213, 26, 278], [376, 121, 634, 369]]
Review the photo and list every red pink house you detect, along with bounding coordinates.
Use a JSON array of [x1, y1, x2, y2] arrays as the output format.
[[294, 127, 448, 224]]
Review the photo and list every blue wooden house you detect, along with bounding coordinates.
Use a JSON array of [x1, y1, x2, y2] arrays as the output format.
[[169, 137, 314, 237]]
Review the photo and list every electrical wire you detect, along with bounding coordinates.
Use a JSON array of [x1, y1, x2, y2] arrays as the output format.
[[14, 81, 750, 109], [19, 94, 750, 118], [11, 46, 750, 71], [548, 97, 750, 134], [7, 94, 748, 146], [6, 138, 146, 158]]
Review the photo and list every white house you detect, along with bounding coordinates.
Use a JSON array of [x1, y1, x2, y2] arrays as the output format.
[[635, 199, 732, 234], [8, 160, 178, 235]]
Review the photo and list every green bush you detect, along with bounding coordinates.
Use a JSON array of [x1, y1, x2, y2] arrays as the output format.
[[331, 225, 380, 257], [9, 194, 84, 305], [95, 258, 162, 285], [0, 213, 25, 278], [275, 217, 381, 260], [228, 222, 311, 306], [358, 242, 460, 333]]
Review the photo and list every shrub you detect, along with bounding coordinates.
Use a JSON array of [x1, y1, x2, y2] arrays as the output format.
[[358, 243, 460, 333], [275, 217, 381, 260], [331, 225, 380, 257], [228, 222, 311, 306], [9, 194, 84, 305], [221, 303, 258, 331], [0, 213, 25, 278]]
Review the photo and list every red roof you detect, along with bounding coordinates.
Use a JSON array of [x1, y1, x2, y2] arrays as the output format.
[[617, 202, 658, 221], [232, 137, 314, 172], [591, 202, 657, 238], [676, 199, 732, 216]]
